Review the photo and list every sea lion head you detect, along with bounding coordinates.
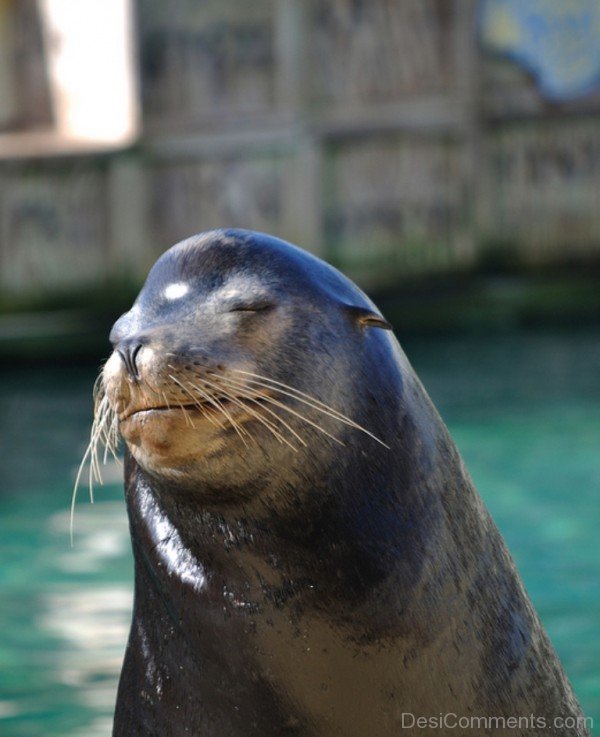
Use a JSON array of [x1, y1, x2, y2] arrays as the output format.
[[100, 229, 395, 502]]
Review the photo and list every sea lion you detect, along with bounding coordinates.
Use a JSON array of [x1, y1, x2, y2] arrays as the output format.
[[95, 229, 589, 736]]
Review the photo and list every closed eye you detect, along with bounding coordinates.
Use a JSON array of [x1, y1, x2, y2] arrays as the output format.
[[229, 302, 275, 313]]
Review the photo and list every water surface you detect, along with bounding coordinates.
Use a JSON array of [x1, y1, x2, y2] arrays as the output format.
[[0, 329, 598, 735]]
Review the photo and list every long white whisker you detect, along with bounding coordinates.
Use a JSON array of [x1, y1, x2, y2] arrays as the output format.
[[161, 391, 172, 410], [175, 395, 196, 427], [90, 395, 112, 491], [231, 369, 351, 419], [197, 376, 299, 451], [229, 370, 389, 448], [88, 400, 111, 500], [164, 360, 224, 429], [217, 374, 345, 446], [168, 371, 248, 445], [213, 375, 307, 449], [183, 377, 251, 447], [72, 369, 125, 545], [103, 411, 120, 464], [176, 381, 224, 430], [71, 400, 110, 545], [71, 441, 93, 546]]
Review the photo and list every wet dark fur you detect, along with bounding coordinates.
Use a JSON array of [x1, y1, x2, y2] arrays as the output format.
[[111, 230, 588, 737]]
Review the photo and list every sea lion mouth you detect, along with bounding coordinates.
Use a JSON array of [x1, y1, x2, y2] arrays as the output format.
[[122, 405, 203, 421], [120, 396, 239, 422], [73, 362, 388, 523]]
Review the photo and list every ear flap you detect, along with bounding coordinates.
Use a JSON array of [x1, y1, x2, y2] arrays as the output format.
[[344, 305, 392, 331]]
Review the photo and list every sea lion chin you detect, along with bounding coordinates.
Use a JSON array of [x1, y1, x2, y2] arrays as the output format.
[[95, 229, 589, 737]]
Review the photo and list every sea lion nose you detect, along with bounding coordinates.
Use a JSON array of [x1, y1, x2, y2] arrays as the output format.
[[117, 339, 143, 381]]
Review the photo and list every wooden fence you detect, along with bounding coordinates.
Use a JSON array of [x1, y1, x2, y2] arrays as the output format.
[[1, 0, 600, 300]]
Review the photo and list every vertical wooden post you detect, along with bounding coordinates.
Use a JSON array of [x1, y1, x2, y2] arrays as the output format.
[[0, 0, 17, 128], [274, 0, 306, 115], [275, 0, 324, 254], [453, 0, 481, 268], [283, 134, 324, 254], [107, 154, 149, 281]]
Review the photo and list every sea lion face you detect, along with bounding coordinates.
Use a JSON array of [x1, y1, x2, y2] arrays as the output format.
[[101, 230, 391, 498]]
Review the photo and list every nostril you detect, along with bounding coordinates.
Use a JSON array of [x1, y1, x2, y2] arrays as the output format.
[[117, 341, 143, 381]]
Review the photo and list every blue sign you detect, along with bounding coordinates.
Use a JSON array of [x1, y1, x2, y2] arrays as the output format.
[[480, 0, 600, 100]]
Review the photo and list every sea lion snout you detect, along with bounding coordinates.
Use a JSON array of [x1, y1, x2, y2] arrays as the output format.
[[115, 338, 143, 381], [103, 343, 161, 418]]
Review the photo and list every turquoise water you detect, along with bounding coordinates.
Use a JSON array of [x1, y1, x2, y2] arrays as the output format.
[[0, 329, 598, 735]]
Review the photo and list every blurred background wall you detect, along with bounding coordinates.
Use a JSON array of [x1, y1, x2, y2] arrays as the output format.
[[1, 0, 600, 324]]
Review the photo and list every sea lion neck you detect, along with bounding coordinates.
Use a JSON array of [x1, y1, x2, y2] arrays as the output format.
[[123, 446, 424, 594], [121, 375, 451, 628]]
